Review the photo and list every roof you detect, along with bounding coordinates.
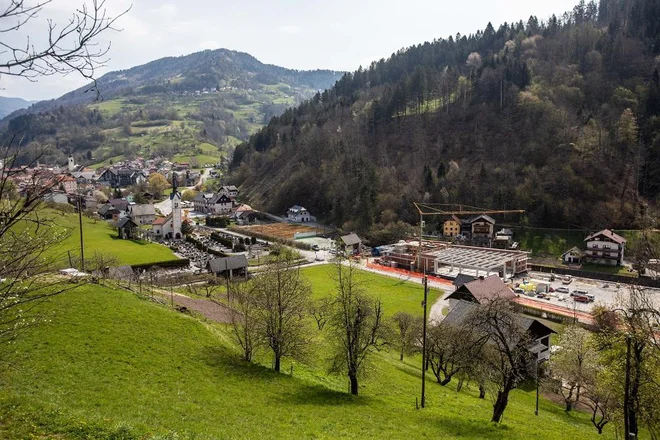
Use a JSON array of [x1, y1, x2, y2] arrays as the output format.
[[445, 275, 515, 304], [98, 204, 119, 216], [443, 300, 556, 340], [152, 213, 172, 225], [561, 246, 584, 258], [288, 205, 305, 212], [117, 217, 138, 229], [129, 204, 155, 216], [584, 229, 626, 244], [468, 214, 496, 224], [453, 273, 477, 288], [207, 255, 248, 273], [212, 194, 232, 204], [341, 233, 362, 246]]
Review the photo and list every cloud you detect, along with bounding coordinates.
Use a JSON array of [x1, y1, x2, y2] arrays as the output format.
[[276, 25, 303, 35]]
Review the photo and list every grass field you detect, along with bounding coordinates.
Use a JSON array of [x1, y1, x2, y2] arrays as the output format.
[[0, 265, 612, 439], [45, 210, 177, 267]]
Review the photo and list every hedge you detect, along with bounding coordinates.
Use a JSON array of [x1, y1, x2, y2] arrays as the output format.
[[130, 258, 190, 271]]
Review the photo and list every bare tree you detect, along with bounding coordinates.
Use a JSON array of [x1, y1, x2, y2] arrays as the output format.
[[548, 325, 599, 411], [329, 259, 386, 396], [186, 274, 223, 299], [392, 311, 415, 361], [228, 279, 259, 362], [583, 369, 618, 435], [309, 297, 331, 331], [467, 299, 535, 423], [253, 255, 311, 372], [426, 321, 487, 386], [1, 0, 129, 95]]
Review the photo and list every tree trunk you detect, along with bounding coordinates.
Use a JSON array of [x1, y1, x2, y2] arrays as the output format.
[[274, 354, 281, 372], [440, 376, 452, 386], [565, 400, 573, 412], [491, 390, 510, 423], [349, 374, 359, 396], [400, 347, 404, 361], [456, 377, 464, 392], [479, 384, 486, 399]]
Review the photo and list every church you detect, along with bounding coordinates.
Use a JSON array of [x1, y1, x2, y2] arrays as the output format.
[[151, 177, 183, 240]]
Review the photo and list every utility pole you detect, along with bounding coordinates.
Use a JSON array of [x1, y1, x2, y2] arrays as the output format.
[[421, 275, 429, 408], [535, 358, 540, 416], [77, 194, 85, 272]]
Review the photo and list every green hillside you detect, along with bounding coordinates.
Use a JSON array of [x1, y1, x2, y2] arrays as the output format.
[[0, 270, 610, 439]]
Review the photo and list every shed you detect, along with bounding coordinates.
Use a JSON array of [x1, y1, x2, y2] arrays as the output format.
[[207, 255, 248, 279], [117, 217, 138, 240], [340, 233, 363, 255]]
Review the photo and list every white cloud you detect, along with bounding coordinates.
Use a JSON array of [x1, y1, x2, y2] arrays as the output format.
[[276, 25, 303, 35]]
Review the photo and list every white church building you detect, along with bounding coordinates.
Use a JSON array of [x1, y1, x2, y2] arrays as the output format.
[[152, 178, 183, 240]]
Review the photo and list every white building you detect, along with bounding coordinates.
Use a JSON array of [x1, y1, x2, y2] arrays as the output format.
[[286, 205, 315, 223], [583, 229, 626, 266], [152, 182, 183, 240]]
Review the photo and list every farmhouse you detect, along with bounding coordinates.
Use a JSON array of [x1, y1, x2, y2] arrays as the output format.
[[443, 215, 462, 237], [469, 215, 496, 238], [286, 205, 315, 223], [562, 246, 583, 264], [443, 300, 555, 362], [583, 229, 626, 266], [98, 168, 147, 188], [128, 203, 156, 225]]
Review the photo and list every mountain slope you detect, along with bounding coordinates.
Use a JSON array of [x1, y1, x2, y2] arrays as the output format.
[[1, 49, 343, 168], [231, 0, 660, 239], [0, 96, 32, 118]]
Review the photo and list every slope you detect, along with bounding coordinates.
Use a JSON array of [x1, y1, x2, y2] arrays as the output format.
[[1, 49, 343, 168], [0, 269, 610, 439], [0, 96, 32, 119], [231, 0, 660, 239]]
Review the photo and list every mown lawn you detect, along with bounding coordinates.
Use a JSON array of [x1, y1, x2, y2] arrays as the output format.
[[0, 272, 611, 439], [45, 210, 177, 266]]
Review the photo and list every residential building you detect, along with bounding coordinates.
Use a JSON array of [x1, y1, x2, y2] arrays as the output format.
[[445, 275, 515, 305], [193, 193, 215, 212], [286, 205, 315, 223], [583, 229, 626, 266], [219, 185, 239, 199], [193, 192, 234, 214], [443, 300, 555, 362], [212, 194, 233, 214], [469, 215, 496, 238], [562, 247, 583, 264], [340, 233, 363, 255], [128, 204, 156, 225], [443, 215, 462, 237], [98, 168, 147, 188]]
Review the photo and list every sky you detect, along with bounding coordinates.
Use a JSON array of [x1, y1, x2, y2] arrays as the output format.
[[0, 0, 580, 101]]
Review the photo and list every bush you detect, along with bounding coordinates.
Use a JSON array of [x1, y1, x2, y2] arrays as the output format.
[[210, 232, 234, 248], [207, 216, 230, 228], [233, 243, 246, 252]]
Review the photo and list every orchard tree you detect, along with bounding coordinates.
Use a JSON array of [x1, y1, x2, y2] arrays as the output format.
[[392, 311, 416, 361], [148, 172, 170, 199], [228, 280, 259, 362], [330, 259, 386, 396]]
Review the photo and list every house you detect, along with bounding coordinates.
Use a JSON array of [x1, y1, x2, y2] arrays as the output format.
[[211, 194, 233, 214], [55, 174, 78, 194], [443, 215, 462, 237], [562, 246, 583, 264], [107, 198, 129, 212], [128, 204, 156, 225], [98, 168, 147, 188], [445, 274, 515, 305], [98, 203, 120, 220], [469, 215, 496, 238], [286, 205, 315, 223], [207, 255, 248, 279], [193, 192, 215, 212], [340, 233, 363, 255], [219, 185, 239, 199], [116, 217, 138, 240], [443, 300, 555, 362], [583, 229, 626, 266], [452, 273, 477, 289]]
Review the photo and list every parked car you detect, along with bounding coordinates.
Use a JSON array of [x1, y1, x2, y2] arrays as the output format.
[[562, 275, 573, 285], [514, 288, 524, 295], [573, 288, 589, 297], [536, 292, 550, 299], [312, 245, 320, 251], [557, 294, 568, 302], [549, 287, 555, 292], [573, 295, 590, 303], [556, 286, 570, 294]]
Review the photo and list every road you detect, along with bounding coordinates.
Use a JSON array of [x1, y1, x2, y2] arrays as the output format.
[[155, 167, 212, 216]]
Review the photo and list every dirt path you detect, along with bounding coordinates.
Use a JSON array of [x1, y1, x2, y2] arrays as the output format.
[[159, 290, 232, 323]]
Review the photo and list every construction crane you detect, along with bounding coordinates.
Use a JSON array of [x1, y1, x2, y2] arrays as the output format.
[[412, 202, 525, 269]]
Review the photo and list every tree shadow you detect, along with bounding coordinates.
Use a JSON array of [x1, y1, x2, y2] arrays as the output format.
[[199, 345, 283, 382], [428, 413, 511, 439], [276, 384, 373, 406]]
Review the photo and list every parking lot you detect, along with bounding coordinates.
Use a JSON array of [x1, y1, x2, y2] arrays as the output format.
[[514, 271, 660, 313]]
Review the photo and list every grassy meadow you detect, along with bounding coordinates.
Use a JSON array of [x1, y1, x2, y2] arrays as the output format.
[[44, 209, 177, 267], [0, 265, 613, 439]]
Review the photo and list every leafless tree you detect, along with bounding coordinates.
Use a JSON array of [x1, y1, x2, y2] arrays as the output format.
[[392, 311, 415, 361], [309, 297, 331, 331], [583, 371, 618, 435], [426, 321, 488, 386], [186, 274, 223, 299], [228, 279, 259, 362], [253, 255, 311, 372], [467, 299, 535, 423], [329, 258, 386, 396], [1, 0, 129, 96]]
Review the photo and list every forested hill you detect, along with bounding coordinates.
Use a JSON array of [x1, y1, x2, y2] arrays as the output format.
[[231, 0, 660, 240], [1, 49, 342, 168], [11, 49, 340, 114]]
